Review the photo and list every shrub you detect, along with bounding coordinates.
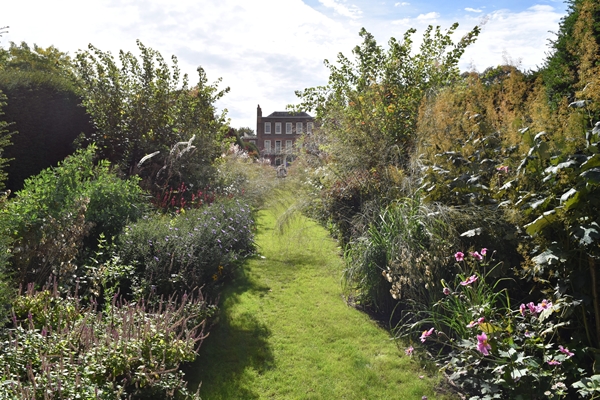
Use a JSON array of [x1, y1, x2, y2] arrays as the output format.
[[118, 199, 254, 295], [0, 145, 145, 286], [1, 283, 212, 399]]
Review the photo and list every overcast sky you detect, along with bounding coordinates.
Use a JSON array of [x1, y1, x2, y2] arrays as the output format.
[[3, 0, 567, 129]]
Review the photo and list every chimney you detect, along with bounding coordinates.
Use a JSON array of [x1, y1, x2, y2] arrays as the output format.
[[257, 104, 262, 118]]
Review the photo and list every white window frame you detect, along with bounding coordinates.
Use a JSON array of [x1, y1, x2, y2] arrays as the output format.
[[249, 140, 256, 145], [286, 140, 292, 151], [286, 122, 292, 134], [307, 122, 313, 134], [275, 140, 281, 153], [264, 122, 271, 134], [275, 122, 281, 134], [296, 122, 302, 134], [264, 140, 271, 153]]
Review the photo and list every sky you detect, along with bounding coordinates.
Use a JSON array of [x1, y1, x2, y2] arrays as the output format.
[[3, 0, 567, 130]]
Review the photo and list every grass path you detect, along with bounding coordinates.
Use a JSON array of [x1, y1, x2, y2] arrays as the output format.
[[186, 206, 447, 399]]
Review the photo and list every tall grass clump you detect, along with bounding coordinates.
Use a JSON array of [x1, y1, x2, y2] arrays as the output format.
[[343, 194, 458, 315]]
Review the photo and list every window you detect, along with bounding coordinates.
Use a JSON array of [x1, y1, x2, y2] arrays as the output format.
[[275, 140, 281, 153], [307, 122, 313, 134], [286, 140, 292, 150], [296, 122, 302, 134], [286, 122, 292, 134], [275, 122, 281, 134], [264, 122, 271, 134], [249, 140, 256, 145], [264, 140, 271, 153]]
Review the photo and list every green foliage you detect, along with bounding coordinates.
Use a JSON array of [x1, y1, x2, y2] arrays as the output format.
[[2, 284, 212, 399], [399, 250, 583, 399], [344, 196, 457, 313], [0, 42, 94, 192], [75, 41, 229, 191], [0, 145, 145, 286], [542, 0, 600, 109], [0, 89, 14, 191], [295, 24, 480, 170], [118, 199, 254, 295]]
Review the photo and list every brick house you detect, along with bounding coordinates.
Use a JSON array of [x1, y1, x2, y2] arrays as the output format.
[[247, 105, 315, 166]]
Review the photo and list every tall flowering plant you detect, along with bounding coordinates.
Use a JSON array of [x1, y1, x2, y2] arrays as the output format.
[[399, 248, 581, 399]]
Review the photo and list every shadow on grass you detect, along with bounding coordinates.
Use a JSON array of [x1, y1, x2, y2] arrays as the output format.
[[183, 267, 275, 400]]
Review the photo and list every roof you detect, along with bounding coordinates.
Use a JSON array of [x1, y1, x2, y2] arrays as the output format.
[[265, 111, 313, 119]]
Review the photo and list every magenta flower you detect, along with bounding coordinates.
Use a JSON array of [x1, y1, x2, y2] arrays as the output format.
[[537, 299, 552, 312], [454, 252, 465, 262], [405, 346, 414, 356], [420, 327, 434, 343], [481, 248, 488, 256], [497, 166, 509, 173], [460, 275, 478, 286], [470, 251, 483, 261], [467, 317, 485, 328], [558, 345, 574, 358], [527, 302, 538, 315], [519, 303, 526, 316], [547, 360, 561, 366], [443, 287, 451, 295], [477, 332, 492, 355]]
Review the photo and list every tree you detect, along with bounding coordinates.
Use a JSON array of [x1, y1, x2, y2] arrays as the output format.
[[542, 0, 600, 109], [75, 41, 229, 192], [295, 24, 480, 171]]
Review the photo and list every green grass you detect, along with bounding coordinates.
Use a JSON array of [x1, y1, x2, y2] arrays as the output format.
[[185, 206, 451, 399]]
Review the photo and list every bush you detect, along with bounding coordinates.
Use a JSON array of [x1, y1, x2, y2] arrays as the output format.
[[1, 283, 212, 399], [0, 145, 145, 286], [118, 199, 254, 295]]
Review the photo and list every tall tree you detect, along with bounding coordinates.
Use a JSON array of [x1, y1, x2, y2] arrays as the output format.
[[295, 24, 480, 171], [75, 41, 229, 191], [542, 0, 600, 108]]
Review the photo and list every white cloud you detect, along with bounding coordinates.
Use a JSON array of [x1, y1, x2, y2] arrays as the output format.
[[465, 7, 482, 13], [394, 2, 410, 6], [416, 12, 440, 20], [1, 0, 567, 129], [459, 5, 562, 71], [318, 0, 362, 19]]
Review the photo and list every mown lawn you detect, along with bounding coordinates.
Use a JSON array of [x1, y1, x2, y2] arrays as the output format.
[[186, 206, 451, 399]]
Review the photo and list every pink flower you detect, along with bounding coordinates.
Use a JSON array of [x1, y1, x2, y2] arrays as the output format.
[[460, 275, 478, 286], [537, 299, 552, 312], [519, 303, 526, 316], [497, 166, 509, 173], [524, 331, 534, 338], [467, 317, 485, 328], [405, 346, 414, 356], [558, 345, 574, 358], [477, 332, 492, 355], [454, 252, 464, 262], [420, 328, 434, 343], [527, 302, 538, 315], [470, 251, 483, 261], [481, 248, 488, 256], [443, 287, 451, 295], [547, 360, 561, 366]]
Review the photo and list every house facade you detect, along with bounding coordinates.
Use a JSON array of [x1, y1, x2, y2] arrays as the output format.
[[249, 105, 315, 166]]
